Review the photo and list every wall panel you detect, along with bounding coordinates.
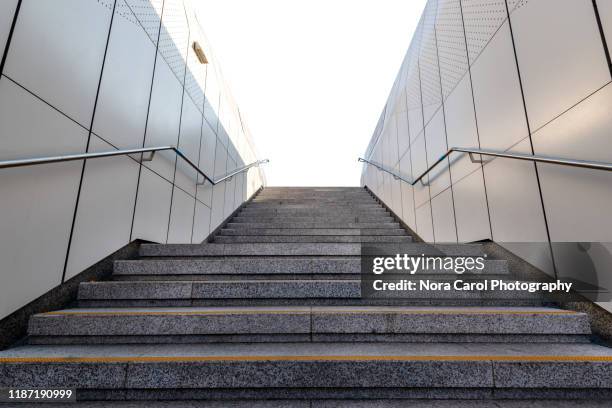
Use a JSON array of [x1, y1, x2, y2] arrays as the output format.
[[192, 201, 211, 243], [4, 0, 112, 126], [141, 55, 182, 181], [431, 187, 457, 243], [174, 95, 201, 196], [415, 202, 435, 242], [452, 167, 490, 242], [362, 0, 612, 284], [470, 22, 527, 151], [132, 166, 173, 243], [532, 83, 612, 242], [0, 0, 265, 321], [482, 139, 548, 243], [597, 0, 612, 59], [0, 78, 86, 319], [510, 0, 610, 130], [443, 74, 480, 183], [167, 186, 196, 244], [0, 0, 18, 60], [66, 135, 140, 280], [93, 0, 157, 149], [424, 109, 451, 197]]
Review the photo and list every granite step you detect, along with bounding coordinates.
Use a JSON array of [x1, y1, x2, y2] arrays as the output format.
[[231, 216, 395, 224], [212, 235, 414, 243], [77, 279, 545, 307], [239, 207, 390, 217], [2, 343, 612, 395], [252, 198, 377, 204], [114, 257, 363, 276], [138, 243, 485, 257], [254, 195, 374, 199], [218, 228, 408, 236], [27, 306, 590, 345], [113, 258, 509, 278], [256, 191, 371, 196], [243, 202, 388, 213], [244, 203, 383, 209], [223, 222, 401, 229], [11, 401, 608, 408], [241, 208, 385, 214]]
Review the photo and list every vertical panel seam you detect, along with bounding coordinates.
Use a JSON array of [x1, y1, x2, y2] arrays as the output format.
[[394, 114, 405, 221], [504, 0, 558, 278], [458, 0, 494, 240], [404, 88, 418, 228], [0, 0, 22, 76], [416, 58, 435, 242], [129, 0, 166, 242], [592, 0, 612, 78], [61, 0, 118, 283], [165, 26, 191, 244], [433, 6, 459, 243], [191, 57, 208, 243]]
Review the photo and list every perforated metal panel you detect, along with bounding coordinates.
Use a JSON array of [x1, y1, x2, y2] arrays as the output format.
[[158, 0, 189, 85], [125, 0, 164, 44], [419, 0, 443, 118], [507, 0, 530, 13], [461, 0, 508, 64], [115, 0, 139, 25], [405, 61, 422, 110], [96, 0, 115, 11], [183, 9, 207, 112], [436, 0, 469, 100]]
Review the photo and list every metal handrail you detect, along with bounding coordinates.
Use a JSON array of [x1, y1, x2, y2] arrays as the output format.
[[0, 145, 269, 186], [359, 147, 612, 186]]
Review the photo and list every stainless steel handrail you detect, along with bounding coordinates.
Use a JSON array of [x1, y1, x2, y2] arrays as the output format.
[[359, 147, 612, 186], [0, 145, 269, 186]]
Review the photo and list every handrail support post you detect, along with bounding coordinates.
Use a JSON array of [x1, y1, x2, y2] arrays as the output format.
[[468, 152, 491, 164]]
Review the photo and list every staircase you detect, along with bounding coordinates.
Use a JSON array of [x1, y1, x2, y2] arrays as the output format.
[[1, 187, 612, 406]]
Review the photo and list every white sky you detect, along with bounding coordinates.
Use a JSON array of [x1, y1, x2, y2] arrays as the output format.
[[195, 0, 427, 186]]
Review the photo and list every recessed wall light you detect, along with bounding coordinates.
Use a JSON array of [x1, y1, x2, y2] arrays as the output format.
[[192, 41, 208, 64]]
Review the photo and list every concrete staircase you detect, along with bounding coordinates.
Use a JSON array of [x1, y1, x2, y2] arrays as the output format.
[[1, 187, 612, 406]]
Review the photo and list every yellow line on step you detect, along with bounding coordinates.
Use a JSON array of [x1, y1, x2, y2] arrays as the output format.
[[41, 309, 578, 317], [1, 355, 611, 363], [42, 310, 311, 316]]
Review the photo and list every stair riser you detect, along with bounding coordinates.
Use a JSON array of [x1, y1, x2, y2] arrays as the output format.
[[28, 333, 590, 345], [78, 299, 551, 307], [238, 208, 390, 217], [78, 282, 544, 302], [115, 258, 361, 276], [242, 205, 385, 211], [3, 360, 612, 390], [112, 274, 510, 282], [29, 312, 590, 337], [245, 204, 383, 209], [138, 243, 483, 257], [253, 196, 375, 200], [231, 217, 395, 224], [238, 211, 389, 216], [225, 222, 401, 229], [219, 228, 408, 236], [213, 236, 413, 243], [252, 199, 377, 204], [114, 258, 507, 277]]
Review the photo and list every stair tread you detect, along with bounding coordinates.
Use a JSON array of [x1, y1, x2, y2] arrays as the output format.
[[3, 342, 612, 360], [139, 242, 484, 257], [33, 305, 583, 315], [8, 186, 611, 398]]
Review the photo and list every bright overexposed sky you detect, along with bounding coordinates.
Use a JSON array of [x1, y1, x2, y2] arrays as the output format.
[[195, 0, 427, 186]]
